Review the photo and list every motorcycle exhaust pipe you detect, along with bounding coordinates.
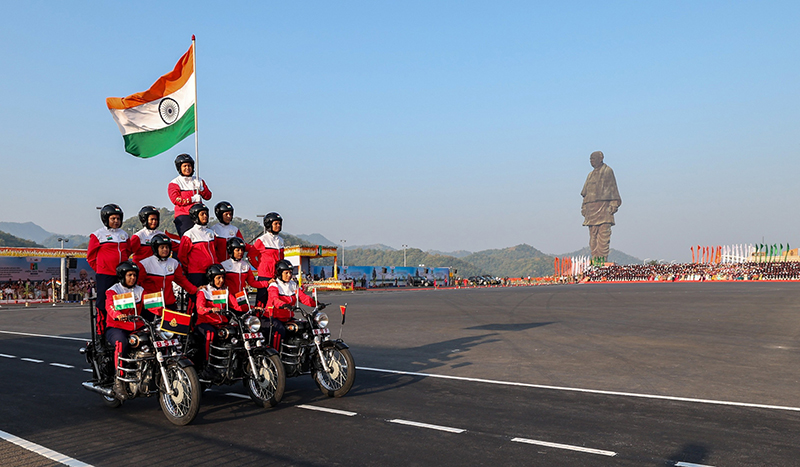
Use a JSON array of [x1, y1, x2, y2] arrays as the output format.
[[81, 381, 114, 398]]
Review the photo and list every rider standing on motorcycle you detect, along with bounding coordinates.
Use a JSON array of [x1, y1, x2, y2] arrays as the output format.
[[251, 212, 284, 307], [210, 201, 248, 261], [265, 259, 317, 351], [221, 237, 269, 312], [105, 261, 145, 399], [168, 154, 212, 236], [193, 264, 245, 371], [135, 234, 197, 321], [129, 206, 180, 262], [178, 204, 218, 312], [88, 204, 131, 330]]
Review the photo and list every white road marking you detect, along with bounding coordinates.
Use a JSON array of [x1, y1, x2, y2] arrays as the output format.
[[0, 330, 87, 342], [224, 392, 250, 399], [511, 437, 617, 457], [358, 367, 800, 412], [387, 419, 465, 433], [0, 429, 93, 467], [82, 369, 93, 373], [0, 353, 15, 358], [297, 404, 357, 416], [20, 358, 43, 363], [50, 363, 74, 369], [675, 462, 715, 467]]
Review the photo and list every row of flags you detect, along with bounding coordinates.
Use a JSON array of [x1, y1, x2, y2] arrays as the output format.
[[553, 256, 592, 277], [693, 244, 793, 264]]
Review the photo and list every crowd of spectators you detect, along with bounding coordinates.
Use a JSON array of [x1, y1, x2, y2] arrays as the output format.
[[582, 262, 800, 282], [0, 277, 96, 302]]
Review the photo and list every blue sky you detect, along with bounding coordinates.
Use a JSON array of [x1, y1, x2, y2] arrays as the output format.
[[1, 1, 799, 261]]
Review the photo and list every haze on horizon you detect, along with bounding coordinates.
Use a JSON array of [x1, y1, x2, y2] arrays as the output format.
[[1, 1, 799, 263]]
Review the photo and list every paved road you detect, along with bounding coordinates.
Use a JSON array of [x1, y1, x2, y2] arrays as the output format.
[[0, 283, 798, 466]]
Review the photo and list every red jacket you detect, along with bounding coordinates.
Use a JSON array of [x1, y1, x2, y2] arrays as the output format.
[[105, 283, 145, 332], [168, 175, 212, 217], [130, 228, 180, 262], [178, 225, 218, 274], [135, 256, 198, 311], [251, 232, 284, 280], [195, 285, 244, 325], [87, 227, 131, 276], [221, 258, 270, 311], [211, 223, 246, 261], [266, 280, 316, 321]]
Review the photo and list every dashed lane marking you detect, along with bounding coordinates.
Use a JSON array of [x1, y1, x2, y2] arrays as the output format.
[[675, 462, 715, 467], [0, 429, 93, 467], [296, 404, 358, 416], [511, 437, 617, 457], [50, 363, 74, 369], [0, 330, 87, 342], [20, 358, 43, 363], [82, 369, 93, 372], [387, 419, 466, 433], [224, 392, 250, 399], [0, 353, 15, 358]]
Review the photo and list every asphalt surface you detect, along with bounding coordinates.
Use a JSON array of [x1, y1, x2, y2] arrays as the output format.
[[0, 282, 799, 466]]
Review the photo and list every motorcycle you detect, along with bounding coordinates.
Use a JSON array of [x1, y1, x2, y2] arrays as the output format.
[[188, 308, 285, 408], [80, 303, 201, 426], [277, 302, 355, 397]]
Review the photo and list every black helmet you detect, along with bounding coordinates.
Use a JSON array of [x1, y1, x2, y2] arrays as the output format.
[[214, 201, 234, 224], [174, 153, 194, 175], [115, 260, 139, 283], [138, 205, 160, 227], [206, 264, 226, 284], [100, 204, 124, 228], [227, 237, 247, 258], [189, 204, 209, 225], [263, 212, 282, 232], [150, 233, 172, 258], [275, 259, 293, 280]]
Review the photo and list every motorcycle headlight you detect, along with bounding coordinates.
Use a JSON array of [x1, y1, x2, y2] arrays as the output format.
[[245, 315, 261, 333], [314, 312, 329, 328]]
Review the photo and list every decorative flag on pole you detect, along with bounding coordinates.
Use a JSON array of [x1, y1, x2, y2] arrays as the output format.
[[106, 43, 196, 158], [340, 304, 347, 325], [143, 291, 165, 313], [234, 291, 248, 307], [112, 292, 136, 313], [160, 309, 191, 335], [211, 289, 228, 306]]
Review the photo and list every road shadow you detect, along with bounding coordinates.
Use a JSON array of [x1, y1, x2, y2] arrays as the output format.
[[465, 321, 555, 332], [661, 443, 711, 466]]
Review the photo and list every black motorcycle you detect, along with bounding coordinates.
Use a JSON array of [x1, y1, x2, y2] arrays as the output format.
[[189, 309, 285, 408], [278, 302, 355, 397], [80, 304, 201, 426]]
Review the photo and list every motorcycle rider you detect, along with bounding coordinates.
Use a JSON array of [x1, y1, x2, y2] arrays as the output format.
[[135, 234, 197, 321], [168, 154, 212, 236], [88, 204, 131, 331], [221, 237, 269, 312], [178, 204, 218, 311], [193, 264, 245, 373], [129, 206, 180, 262], [265, 259, 317, 351], [251, 212, 285, 307], [105, 261, 145, 399], [210, 201, 247, 261]]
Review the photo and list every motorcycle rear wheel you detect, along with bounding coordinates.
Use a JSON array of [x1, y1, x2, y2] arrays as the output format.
[[313, 347, 355, 397], [159, 362, 201, 426], [244, 353, 285, 408]]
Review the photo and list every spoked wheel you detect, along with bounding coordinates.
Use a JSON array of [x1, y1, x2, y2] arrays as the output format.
[[244, 353, 285, 408], [313, 346, 355, 397], [159, 362, 201, 426]]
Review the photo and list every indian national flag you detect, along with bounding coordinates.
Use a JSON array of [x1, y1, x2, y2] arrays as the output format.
[[211, 289, 228, 306], [113, 292, 136, 312], [234, 291, 248, 306], [106, 42, 196, 158], [143, 292, 165, 311]]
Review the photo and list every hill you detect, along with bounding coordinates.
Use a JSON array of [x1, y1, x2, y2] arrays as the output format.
[[296, 233, 336, 246], [0, 230, 43, 248], [426, 249, 473, 258], [0, 221, 59, 244], [346, 243, 395, 251], [462, 244, 554, 278], [329, 248, 483, 276]]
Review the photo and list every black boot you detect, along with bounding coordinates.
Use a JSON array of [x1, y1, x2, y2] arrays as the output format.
[[113, 377, 128, 401]]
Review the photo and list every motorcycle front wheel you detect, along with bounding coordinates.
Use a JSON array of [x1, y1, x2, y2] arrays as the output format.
[[159, 362, 201, 426], [313, 346, 355, 397], [244, 353, 285, 408], [101, 394, 122, 408]]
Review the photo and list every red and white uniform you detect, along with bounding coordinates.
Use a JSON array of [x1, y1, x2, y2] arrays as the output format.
[[252, 232, 284, 279], [87, 227, 131, 276], [136, 255, 197, 310], [105, 283, 145, 332], [221, 258, 270, 311], [129, 228, 180, 262], [195, 285, 244, 325], [211, 223, 246, 261], [168, 175, 212, 218], [266, 280, 316, 321], [178, 225, 218, 274]]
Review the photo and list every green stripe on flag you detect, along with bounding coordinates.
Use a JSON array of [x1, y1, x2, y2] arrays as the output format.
[[123, 104, 195, 158]]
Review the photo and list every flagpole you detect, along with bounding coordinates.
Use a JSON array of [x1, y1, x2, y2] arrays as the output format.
[[192, 35, 200, 191]]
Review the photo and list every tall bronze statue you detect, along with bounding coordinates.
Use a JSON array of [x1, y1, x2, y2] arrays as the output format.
[[581, 151, 621, 263]]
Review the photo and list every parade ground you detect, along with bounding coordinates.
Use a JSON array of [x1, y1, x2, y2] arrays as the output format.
[[0, 283, 798, 466]]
